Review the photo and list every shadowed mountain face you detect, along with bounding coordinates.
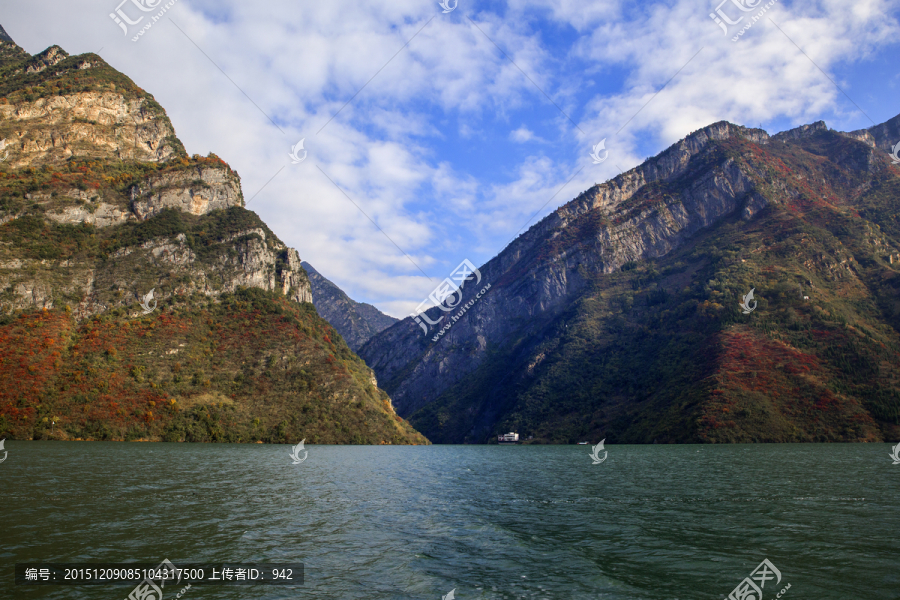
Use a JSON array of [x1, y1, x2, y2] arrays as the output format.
[[0, 29, 427, 445], [301, 262, 398, 352], [360, 117, 900, 445]]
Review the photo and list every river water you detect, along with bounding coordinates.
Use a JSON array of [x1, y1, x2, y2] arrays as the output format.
[[1, 442, 898, 599]]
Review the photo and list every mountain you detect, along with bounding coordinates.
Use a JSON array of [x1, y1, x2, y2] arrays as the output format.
[[847, 113, 900, 154], [360, 118, 900, 444], [301, 261, 398, 352], [0, 31, 427, 444], [0, 25, 29, 68]]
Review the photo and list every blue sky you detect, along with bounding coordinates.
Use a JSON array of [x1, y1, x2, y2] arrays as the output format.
[[4, 0, 900, 316]]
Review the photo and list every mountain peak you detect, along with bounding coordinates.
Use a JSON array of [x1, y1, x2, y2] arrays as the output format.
[[0, 41, 183, 165], [0, 25, 31, 68], [845, 113, 900, 154], [0, 23, 29, 68], [25, 45, 69, 72], [771, 120, 828, 142]]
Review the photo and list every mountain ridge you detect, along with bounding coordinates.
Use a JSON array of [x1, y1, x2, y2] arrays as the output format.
[[360, 114, 900, 444]]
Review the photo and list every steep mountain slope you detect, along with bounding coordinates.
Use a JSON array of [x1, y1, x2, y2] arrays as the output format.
[[0, 31, 426, 444], [301, 261, 397, 351], [0, 25, 29, 68], [360, 118, 900, 444]]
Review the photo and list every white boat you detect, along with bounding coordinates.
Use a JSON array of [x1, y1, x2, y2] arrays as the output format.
[[497, 432, 519, 444]]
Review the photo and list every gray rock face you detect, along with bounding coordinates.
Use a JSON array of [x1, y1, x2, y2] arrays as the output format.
[[0, 90, 178, 166], [29, 167, 242, 229], [846, 114, 900, 155], [357, 118, 881, 419], [44, 201, 131, 228], [301, 261, 397, 352], [770, 120, 827, 142], [0, 223, 312, 319], [131, 167, 244, 220], [24, 45, 67, 74]]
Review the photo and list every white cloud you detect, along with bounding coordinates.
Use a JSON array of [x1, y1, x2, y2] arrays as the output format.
[[510, 125, 537, 142], [2, 0, 897, 320]]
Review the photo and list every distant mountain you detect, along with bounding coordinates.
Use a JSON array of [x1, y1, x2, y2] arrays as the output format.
[[360, 117, 900, 445], [0, 30, 426, 445], [301, 261, 398, 352]]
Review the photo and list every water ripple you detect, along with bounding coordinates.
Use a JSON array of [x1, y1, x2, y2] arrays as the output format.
[[1, 442, 897, 599]]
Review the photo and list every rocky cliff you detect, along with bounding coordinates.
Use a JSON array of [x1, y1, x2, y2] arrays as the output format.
[[0, 156, 312, 318], [302, 261, 398, 352], [360, 115, 900, 444], [0, 32, 306, 318], [0, 45, 181, 165], [847, 114, 900, 154], [0, 29, 426, 445]]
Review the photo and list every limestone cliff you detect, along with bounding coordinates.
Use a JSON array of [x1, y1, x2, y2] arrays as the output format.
[[0, 46, 181, 166], [0, 34, 312, 319]]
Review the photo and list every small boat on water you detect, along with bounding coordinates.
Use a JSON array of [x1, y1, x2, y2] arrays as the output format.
[[577, 442, 589, 445], [498, 432, 519, 444]]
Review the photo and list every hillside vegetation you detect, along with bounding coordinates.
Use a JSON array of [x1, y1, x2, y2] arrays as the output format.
[[0, 35, 427, 444], [0, 290, 425, 443]]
